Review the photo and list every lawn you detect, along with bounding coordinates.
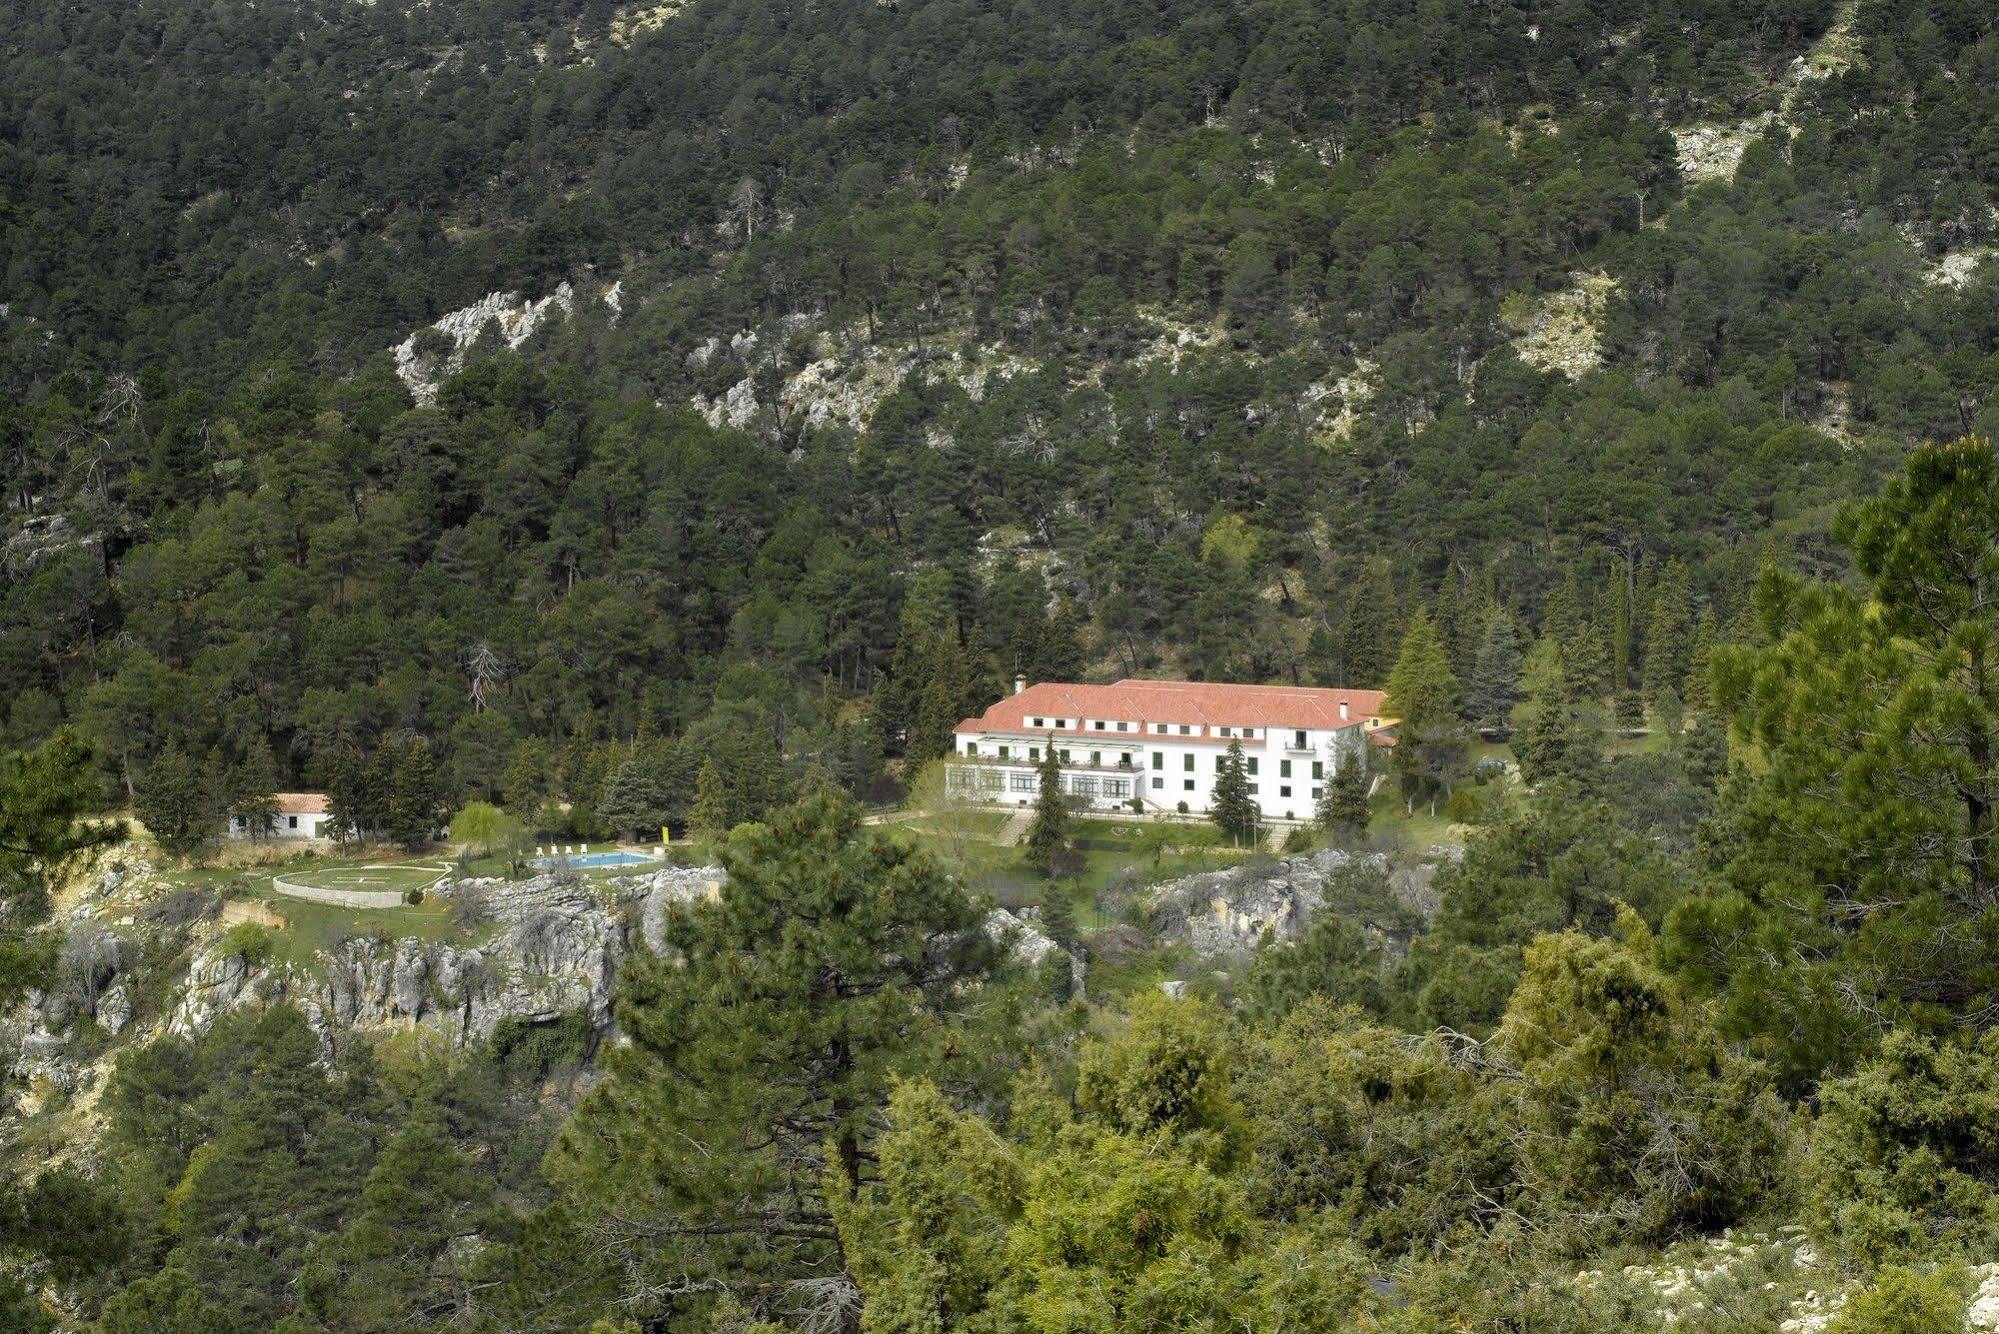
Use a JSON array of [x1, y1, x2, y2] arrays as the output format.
[[226, 885, 474, 968]]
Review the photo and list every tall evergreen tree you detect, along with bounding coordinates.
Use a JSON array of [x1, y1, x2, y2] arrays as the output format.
[[135, 747, 215, 857], [1317, 747, 1372, 842], [1384, 609, 1469, 815], [690, 756, 730, 838], [1211, 741, 1258, 844], [547, 793, 997, 1322], [385, 740, 442, 852], [1464, 607, 1524, 737], [1022, 739, 1069, 875]]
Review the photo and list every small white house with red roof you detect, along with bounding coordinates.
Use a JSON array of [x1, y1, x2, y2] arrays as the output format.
[[950, 678, 1393, 822], [226, 792, 334, 840]]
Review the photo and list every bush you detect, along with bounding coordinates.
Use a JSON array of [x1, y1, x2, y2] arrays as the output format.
[[1280, 826, 1316, 854], [217, 922, 272, 965], [1825, 1267, 1968, 1333], [1807, 1030, 1999, 1261], [405, 887, 426, 906]]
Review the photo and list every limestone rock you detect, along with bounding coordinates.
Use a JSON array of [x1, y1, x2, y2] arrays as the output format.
[[1146, 849, 1396, 959]]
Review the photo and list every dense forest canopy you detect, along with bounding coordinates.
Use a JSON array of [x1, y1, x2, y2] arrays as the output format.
[[8, 0, 1999, 1326]]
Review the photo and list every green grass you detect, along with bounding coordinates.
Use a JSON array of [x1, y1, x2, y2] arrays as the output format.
[[277, 863, 445, 894], [225, 881, 475, 967]]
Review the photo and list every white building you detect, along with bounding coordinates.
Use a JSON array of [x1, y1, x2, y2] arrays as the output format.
[[948, 678, 1394, 824], [226, 792, 334, 840]]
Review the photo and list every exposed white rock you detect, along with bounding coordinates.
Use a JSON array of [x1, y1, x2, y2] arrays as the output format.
[[1928, 248, 1999, 290], [393, 284, 573, 405], [609, 0, 688, 46], [1508, 270, 1619, 379], [1673, 115, 1777, 186], [1146, 848, 1396, 959], [1968, 1264, 1999, 1331]]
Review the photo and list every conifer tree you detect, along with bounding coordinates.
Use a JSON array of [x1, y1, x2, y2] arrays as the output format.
[[1022, 740, 1069, 874], [1683, 609, 1719, 712], [1384, 609, 1469, 814], [135, 747, 215, 857], [1463, 607, 1523, 737], [549, 793, 997, 1319], [385, 740, 442, 851], [690, 757, 730, 838], [1211, 741, 1258, 844], [1317, 747, 1372, 841], [1514, 647, 1601, 787], [1643, 559, 1693, 708]]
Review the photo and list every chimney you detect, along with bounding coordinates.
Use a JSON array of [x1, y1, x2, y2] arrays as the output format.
[[1338, 699, 1350, 722], [1013, 675, 1027, 695]]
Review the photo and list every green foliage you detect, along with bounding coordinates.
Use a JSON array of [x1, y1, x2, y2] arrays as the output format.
[[1825, 1266, 1969, 1334], [1806, 1029, 1999, 1262], [448, 799, 521, 858], [1022, 741, 1068, 875], [547, 791, 1001, 1322], [1210, 741, 1258, 844], [134, 747, 215, 858], [1670, 439, 1999, 1084], [1385, 609, 1470, 813]]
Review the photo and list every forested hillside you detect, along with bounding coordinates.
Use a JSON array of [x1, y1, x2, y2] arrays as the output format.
[[7, 0, 1999, 1327]]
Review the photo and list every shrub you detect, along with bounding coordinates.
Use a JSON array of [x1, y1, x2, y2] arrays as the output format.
[[217, 922, 272, 965], [405, 887, 426, 906], [1807, 1029, 1999, 1261], [1825, 1266, 1968, 1334]]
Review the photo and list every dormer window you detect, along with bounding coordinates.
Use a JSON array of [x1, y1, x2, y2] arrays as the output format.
[[1031, 717, 1044, 727]]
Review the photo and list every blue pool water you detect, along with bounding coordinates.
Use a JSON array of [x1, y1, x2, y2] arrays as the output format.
[[534, 851, 657, 869]]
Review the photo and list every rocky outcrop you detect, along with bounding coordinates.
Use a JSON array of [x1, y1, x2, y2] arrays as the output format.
[[164, 865, 726, 1052], [1146, 849, 1404, 959], [984, 908, 1084, 996]]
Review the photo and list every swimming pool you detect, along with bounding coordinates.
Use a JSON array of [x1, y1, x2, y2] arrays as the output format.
[[533, 851, 658, 869]]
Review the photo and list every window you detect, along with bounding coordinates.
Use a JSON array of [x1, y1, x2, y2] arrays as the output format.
[[1311, 787, 1323, 800], [1280, 785, 1291, 798], [1116, 721, 1130, 732], [1029, 747, 1039, 760], [1070, 776, 1099, 797], [1280, 760, 1292, 778], [998, 745, 1010, 759], [1247, 758, 1259, 775], [1154, 723, 1168, 734], [965, 742, 977, 756], [1093, 720, 1107, 731], [1248, 783, 1259, 795], [1060, 749, 1071, 762], [288, 815, 299, 830], [1009, 773, 1036, 792], [1031, 717, 1043, 727], [1294, 730, 1307, 749], [1152, 776, 1164, 790], [1105, 779, 1131, 799], [1219, 726, 1232, 737], [1152, 752, 1163, 770], [1179, 725, 1192, 735], [1184, 754, 1194, 772], [1183, 780, 1195, 791], [1090, 751, 1102, 766], [1312, 761, 1323, 779], [1216, 755, 1226, 772], [1241, 729, 1254, 739]]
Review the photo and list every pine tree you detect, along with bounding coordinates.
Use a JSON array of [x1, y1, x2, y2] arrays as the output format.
[[1643, 559, 1694, 708], [1317, 747, 1372, 842], [385, 740, 442, 852], [1684, 608, 1719, 712], [1211, 741, 1258, 844], [1384, 609, 1469, 814], [1514, 643, 1602, 787], [1464, 607, 1523, 737], [598, 758, 670, 841], [135, 747, 215, 858], [1337, 560, 1401, 686], [227, 738, 281, 841], [548, 792, 996, 1313], [690, 757, 730, 838], [323, 748, 368, 847], [1022, 740, 1069, 874]]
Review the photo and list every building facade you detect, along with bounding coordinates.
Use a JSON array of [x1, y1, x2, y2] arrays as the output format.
[[226, 792, 334, 840], [948, 679, 1392, 823]]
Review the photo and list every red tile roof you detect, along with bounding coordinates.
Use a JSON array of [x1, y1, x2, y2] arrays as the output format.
[[957, 679, 1390, 738], [273, 792, 330, 815]]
